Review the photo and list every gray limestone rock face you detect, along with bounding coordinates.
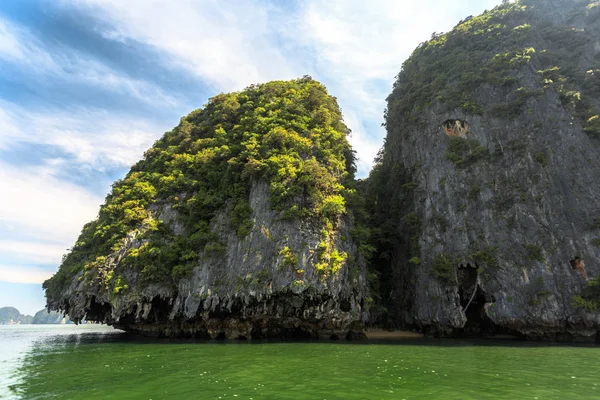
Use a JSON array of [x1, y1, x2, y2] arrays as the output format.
[[376, 0, 600, 341], [54, 181, 368, 339]]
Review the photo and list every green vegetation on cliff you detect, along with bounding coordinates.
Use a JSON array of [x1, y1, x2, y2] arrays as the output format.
[[385, 0, 600, 130], [572, 276, 600, 311], [44, 77, 357, 301]]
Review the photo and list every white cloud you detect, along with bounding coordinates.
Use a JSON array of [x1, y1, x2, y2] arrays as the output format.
[[0, 240, 67, 265], [0, 18, 27, 60], [0, 265, 54, 284], [0, 162, 103, 244], [0, 16, 179, 108], [75, 0, 302, 92], [0, 101, 165, 169], [0, 17, 61, 73]]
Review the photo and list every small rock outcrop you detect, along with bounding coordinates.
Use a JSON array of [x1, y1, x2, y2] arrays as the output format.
[[369, 0, 600, 341], [44, 77, 369, 339]]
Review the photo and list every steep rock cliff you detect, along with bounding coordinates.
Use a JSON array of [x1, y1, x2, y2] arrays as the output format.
[[44, 77, 369, 339], [371, 0, 600, 341]]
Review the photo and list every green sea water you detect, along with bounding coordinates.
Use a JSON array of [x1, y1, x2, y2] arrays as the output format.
[[1, 325, 600, 399]]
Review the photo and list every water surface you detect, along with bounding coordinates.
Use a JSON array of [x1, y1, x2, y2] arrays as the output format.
[[1, 325, 599, 399]]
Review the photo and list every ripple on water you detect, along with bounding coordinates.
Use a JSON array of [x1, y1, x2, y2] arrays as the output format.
[[2, 328, 600, 399]]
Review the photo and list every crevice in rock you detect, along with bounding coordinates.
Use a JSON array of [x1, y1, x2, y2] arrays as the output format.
[[461, 286, 496, 336], [456, 264, 495, 336], [457, 264, 485, 336]]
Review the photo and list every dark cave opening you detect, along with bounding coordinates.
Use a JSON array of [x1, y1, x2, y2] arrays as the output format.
[[86, 296, 112, 323], [280, 326, 317, 340], [148, 296, 171, 324], [340, 298, 351, 312], [456, 264, 497, 337], [117, 305, 137, 325]]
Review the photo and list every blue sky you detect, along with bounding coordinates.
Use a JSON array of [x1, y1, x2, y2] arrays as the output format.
[[0, 0, 502, 315]]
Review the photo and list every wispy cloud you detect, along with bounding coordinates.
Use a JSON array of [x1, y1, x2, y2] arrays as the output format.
[[0, 16, 180, 109], [0, 240, 66, 265], [75, 0, 302, 92], [0, 101, 166, 170], [0, 161, 103, 244], [0, 17, 59, 72], [0, 265, 54, 284]]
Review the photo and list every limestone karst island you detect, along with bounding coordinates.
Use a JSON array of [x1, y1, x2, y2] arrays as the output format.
[[43, 0, 600, 343]]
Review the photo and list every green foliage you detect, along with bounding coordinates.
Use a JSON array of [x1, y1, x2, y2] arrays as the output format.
[[279, 246, 299, 270], [408, 257, 421, 265], [468, 184, 481, 201], [490, 47, 536, 68], [329, 250, 348, 275], [111, 275, 129, 295], [572, 276, 600, 311], [584, 115, 600, 138], [432, 253, 456, 286], [362, 159, 422, 319], [533, 152, 548, 167], [45, 77, 355, 297], [314, 235, 348, 276], [204, 242, 227, 257], [572, 295, 598, 312], [229, 199, 254, 238], [349, 225, 375, 259], [445, 137, 489, 168], [525, 244, 544, 263], [490, 87, 542, 120], [401, 213, 421, 228], [536, 37, 600, 136], [439, 178, 446, 189], [471, 247, 499, 273], [319, 195, 347, 221]]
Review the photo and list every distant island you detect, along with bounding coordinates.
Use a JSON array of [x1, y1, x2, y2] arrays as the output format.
[[0, 306, 71, 325]]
